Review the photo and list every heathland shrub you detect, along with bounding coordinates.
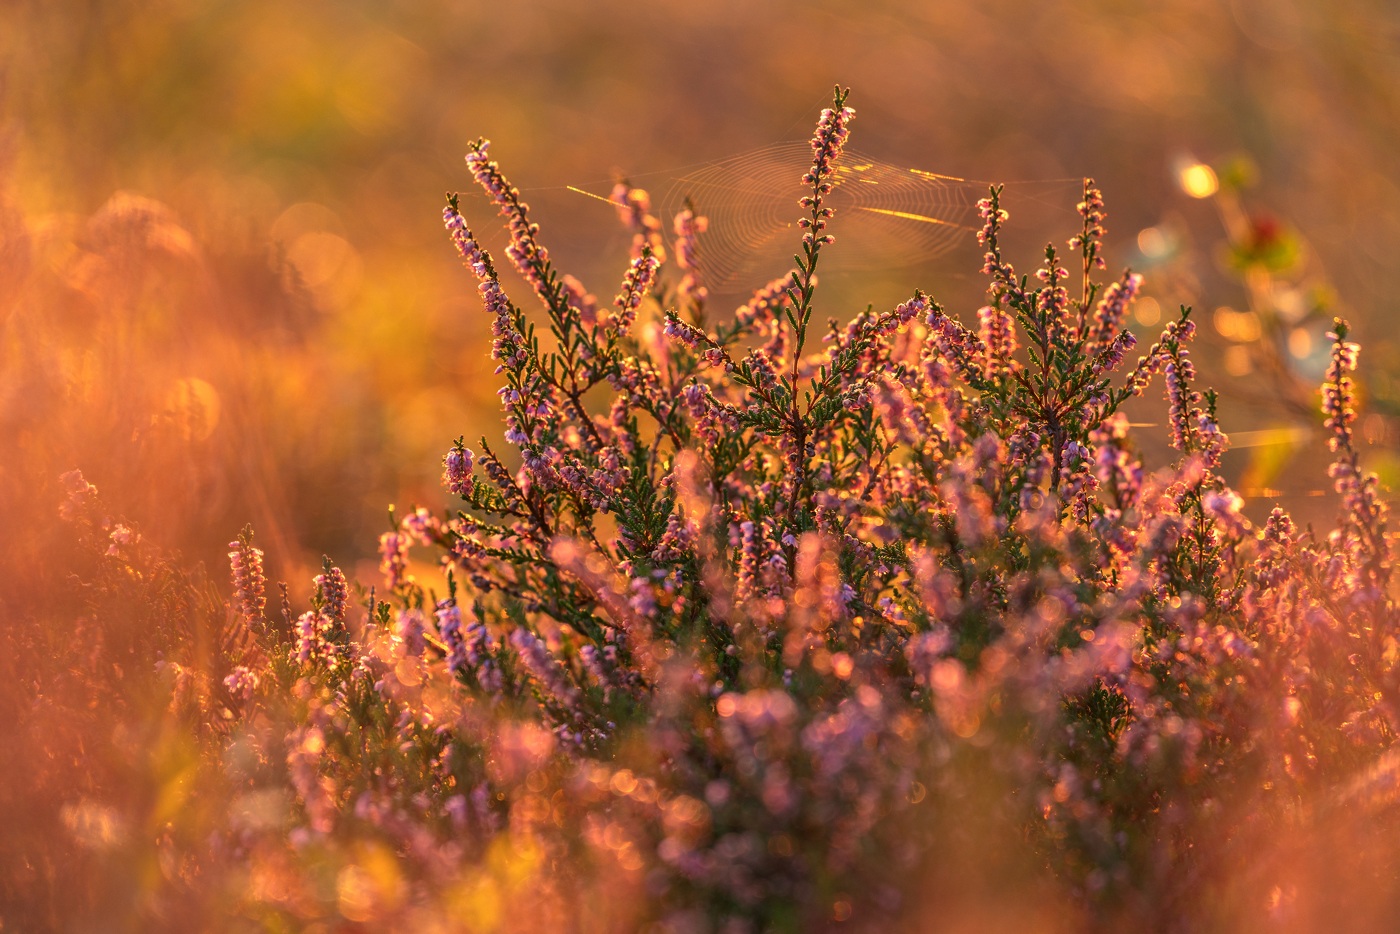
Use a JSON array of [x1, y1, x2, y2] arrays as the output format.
[[22, 88, 1400, 933]]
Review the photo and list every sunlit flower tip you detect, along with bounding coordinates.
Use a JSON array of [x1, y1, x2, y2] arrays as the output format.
[[611, 251, 661, 333], [443, 443, 475, 495], [663, 314, 708, 349], [1091, 330, 1137, 375], [228, 529, 267, 624], [463, 140, 552, 295], [314, 564, 349, 625], [1323, 318, 1360, 451], [803, 99, 855, 192]]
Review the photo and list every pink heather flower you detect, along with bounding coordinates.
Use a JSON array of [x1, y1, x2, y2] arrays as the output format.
[[1323, 318, 1360, 453], [1122, 315, 1195, 399], [1088, 271, 1142, 351], [736, 520, 762, 602], [611, 249, 660, 335], [1203, 488, 1248, 539], [610, 183, 667, 264], [223, 666, 259, 701], [379, 531, 411, 590], [436, 599, 468, 673], [105, 524, 138, 555], [511, 628, 579, 705], [293, 611, 333, 665], [61, 468, 95, 498], [802, 99, 855, 194], [443, 202, 527, 393], [1035, 251, 1073, 341], [443, 442, 475, 495], [1195, 412, 1229, 468], [975, 189, 1027, 306], [1091, 330, 1137, 375], [401, 507, 441, 546], [1068, 179, 1107, 271], [976, 303, 1017, 376], [395, 608, 427, 657], [745, 347, 780, 390], [925, 304, 987, 385], [228, 529, 266, 625], [314, 563, 349, 626], [796, 89, 854, 254], [1164, 345, 1199, 453], [464, 140, 554, 301], [663, 312, 711, 351]]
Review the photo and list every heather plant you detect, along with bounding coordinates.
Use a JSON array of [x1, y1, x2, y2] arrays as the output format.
[[20, 88, 1400, 933]]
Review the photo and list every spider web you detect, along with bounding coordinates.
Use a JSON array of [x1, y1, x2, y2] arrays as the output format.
[[643, 142, 1075, 293], [558, 142, 1080, 294]]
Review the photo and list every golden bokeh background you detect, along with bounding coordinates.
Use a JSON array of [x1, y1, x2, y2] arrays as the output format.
[[4, 0, 1399, 585]]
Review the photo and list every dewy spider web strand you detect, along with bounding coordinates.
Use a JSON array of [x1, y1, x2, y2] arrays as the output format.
[[559, 141, 1080, 292]]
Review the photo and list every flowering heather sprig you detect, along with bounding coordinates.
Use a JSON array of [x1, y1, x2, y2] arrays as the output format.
[[293, 611, 334, 665], [611, 246, 660, 335], [435, 599, 467, 673], [1323, 318, 1361, 453], [977, 302, 1018, 376], [1164, 344, 1198, 452], [511, 628, 580, 706], [465, 139, 552, 300], [925, 302, 988, 386], [223, 666, 259, 701], [1091, 329, 1137, 376], [1087, 270, 1142, 352], [105, 524, 137, 556], [802, 99, 855, 212], [313, 559, 349, 626], [228, 525, 265, 625], [379, 530, 411, 590], [610, 183, 667, 264], [1034, 246, 1074, 341], [443, 202, 515, 324], [442, 440, 475, 496], [1069, 178, 1108, 273], [976, 187, 1027, 307], [662, 311, 731, 375], [1121, 312, 1195, 399], [1321, 319, 1391, 585], [662, 311, 707, 348]]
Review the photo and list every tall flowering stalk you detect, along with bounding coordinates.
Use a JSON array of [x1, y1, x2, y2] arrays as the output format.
[[228, 524, 265, 627]]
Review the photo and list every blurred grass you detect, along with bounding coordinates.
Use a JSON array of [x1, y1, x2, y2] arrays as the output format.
[[3, 0, 1400, 583]]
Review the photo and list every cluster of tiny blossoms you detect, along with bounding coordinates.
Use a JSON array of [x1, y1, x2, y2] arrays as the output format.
[[189, 89, 1400, 931]]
